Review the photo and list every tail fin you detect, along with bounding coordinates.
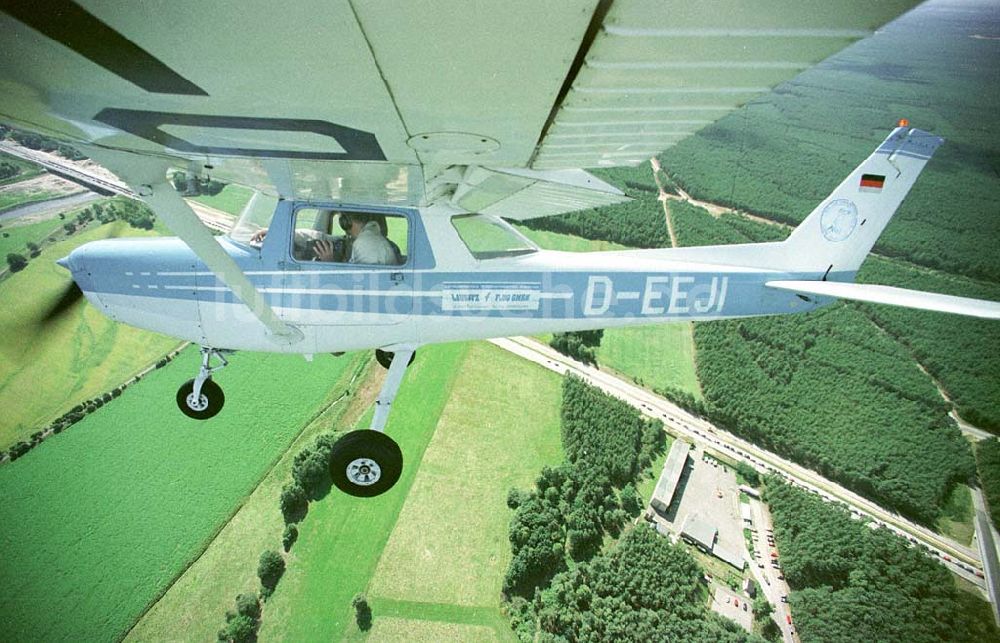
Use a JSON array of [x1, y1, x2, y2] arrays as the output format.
[[782, 126, 943, 275]]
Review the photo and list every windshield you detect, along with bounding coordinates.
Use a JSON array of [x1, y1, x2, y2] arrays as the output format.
[[451, 214, 537, 260], [228, 192, 279, 246]]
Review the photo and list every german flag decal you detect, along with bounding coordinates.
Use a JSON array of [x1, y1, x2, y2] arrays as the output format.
[[859, 173, 886, 192]]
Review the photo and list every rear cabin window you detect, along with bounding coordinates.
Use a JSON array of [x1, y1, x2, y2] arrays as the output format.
[[451, 213, 537, 260]]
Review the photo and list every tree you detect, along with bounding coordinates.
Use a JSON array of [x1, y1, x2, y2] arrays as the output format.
[[282, 524, 298, 552], [352, 593, 372, 631], [234, 593, 260, 620], [280, 481, 308, 524], [257, 550, 285, 596], [218, 614, 255, 643], [6, 252, 27, 272]]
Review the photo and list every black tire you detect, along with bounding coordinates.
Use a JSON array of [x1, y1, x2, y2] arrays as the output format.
[[176, 378, 225, 420], [329, 430, 403, 498], [375, 349, 416, 370]]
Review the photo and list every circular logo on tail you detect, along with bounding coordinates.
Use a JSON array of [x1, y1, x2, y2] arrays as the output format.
[[820, 199, 859, 242]]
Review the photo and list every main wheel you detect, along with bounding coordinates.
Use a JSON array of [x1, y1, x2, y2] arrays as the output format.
[[329, 430, 403, 498], [375, 349, 416, 370], [176, 378, 225, 420]]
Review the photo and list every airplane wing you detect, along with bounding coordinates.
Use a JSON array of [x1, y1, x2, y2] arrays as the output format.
[[765, 281, 1000, 320], [0, 0, 921, 213]]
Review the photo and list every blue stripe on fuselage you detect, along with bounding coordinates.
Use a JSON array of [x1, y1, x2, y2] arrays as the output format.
[[85, 267, 838, 320]]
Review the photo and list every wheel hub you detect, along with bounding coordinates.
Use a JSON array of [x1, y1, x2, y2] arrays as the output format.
[[346, 458, 381, 486], [185, 392, 209, 411]]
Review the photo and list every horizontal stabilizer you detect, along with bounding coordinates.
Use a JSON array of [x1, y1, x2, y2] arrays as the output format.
[[765, 281, 1000, 320]]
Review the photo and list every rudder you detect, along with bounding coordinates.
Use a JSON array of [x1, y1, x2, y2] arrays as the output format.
[[781, 126, 943, 276]]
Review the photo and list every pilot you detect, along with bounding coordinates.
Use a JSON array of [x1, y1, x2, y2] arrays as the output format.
[[337, 213, 399, 265], [250, 212, 400, 265]]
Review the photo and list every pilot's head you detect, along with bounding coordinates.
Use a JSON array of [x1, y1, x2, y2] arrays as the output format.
[[338, 213, 386, 238]]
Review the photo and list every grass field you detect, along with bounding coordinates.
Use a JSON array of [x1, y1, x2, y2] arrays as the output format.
[[191, 183, 255, 215], [0, 217, 61, 260], [0, 347, 357, 642], [258, 342, 469, 641], [259, 341, 565, 641], [366, 342, 563, 620], [0, 151, 45, 186], [0, 188, 65, 213], [597, 324, 702, 398], [0, 222, 180, 450], [936, 482, 975, 546], [124, 353, 367, 642]]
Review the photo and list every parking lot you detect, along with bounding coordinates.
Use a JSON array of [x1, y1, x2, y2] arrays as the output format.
[[711, 585, 753, 632]]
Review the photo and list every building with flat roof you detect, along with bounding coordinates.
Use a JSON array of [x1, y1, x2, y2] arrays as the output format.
[[714, 543, 745, 570], [680, 513, 717, 552], [650, 440, 691, 514], [740, 501, 753, 526]]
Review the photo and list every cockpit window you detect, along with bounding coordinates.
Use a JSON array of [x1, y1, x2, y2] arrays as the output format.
[[228, 192, 279, 246], [291, 209, 407, 265], [451, 213, 537, 260]]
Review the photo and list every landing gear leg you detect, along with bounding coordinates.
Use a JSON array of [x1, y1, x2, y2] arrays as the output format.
[[176, 347, 227, 420], [330, 348, 414, 497]]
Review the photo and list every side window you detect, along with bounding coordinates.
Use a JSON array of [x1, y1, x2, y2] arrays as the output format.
[[291, 209, 407, 265]]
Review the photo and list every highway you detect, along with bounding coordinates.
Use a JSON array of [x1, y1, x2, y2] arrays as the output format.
[[1, 142, 235, 233], [972, 488, 1000, 625], [490, 335, 988, 594]]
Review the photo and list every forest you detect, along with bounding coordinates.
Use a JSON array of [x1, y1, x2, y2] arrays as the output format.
[[766, 479, 997, 642], [654, 5, 1000, 282], [503, 376, 758, 641]]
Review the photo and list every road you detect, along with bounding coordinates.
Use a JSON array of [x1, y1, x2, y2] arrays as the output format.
[[1, 142, 234, 233], [0, 191, 101, 223], [0, 141, 134, 197], [745, 498, 796, 642], [489, 335, 987, 594], [972, 487, 1000, 625]]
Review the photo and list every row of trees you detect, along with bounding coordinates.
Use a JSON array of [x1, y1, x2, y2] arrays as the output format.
[[217, 432, 336, 639], [0, 161, 21, 181], [4, 348, 184, 464], [4, 127, 87, 160], [766, 478, 997, 642], [549, 329, 603, 365]]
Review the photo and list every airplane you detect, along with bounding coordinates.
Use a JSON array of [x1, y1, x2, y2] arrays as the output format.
[[2, 1, 998, 498]]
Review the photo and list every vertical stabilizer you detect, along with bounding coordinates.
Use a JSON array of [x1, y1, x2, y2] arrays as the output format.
[[781, 127, 943, 275]]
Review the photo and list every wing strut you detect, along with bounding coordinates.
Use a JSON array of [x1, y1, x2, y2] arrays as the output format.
[[83, 147, 303, 345]]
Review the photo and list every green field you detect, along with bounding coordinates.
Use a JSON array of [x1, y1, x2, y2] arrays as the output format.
[[258, 341, 564, 641], [125, 353, 368, 642], [0, 151, 45, 186], [514, 224, 628, 253], [597, 324, 702, 399], [0, 222, 180, 449], [936, 482, 975, 546], [191, 183, 255, 215], [366, 342, 563, 627], [0, 347, 357, 642], [0, 188, 66, 213], [258, 342, 468, 641], [0, 217, 61, 260]]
